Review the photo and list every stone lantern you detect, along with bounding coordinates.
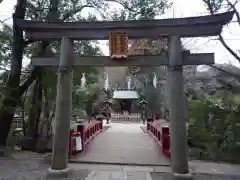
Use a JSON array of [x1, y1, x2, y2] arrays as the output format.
[[139, 99, 148, 124], [103, 100, 112, 124]]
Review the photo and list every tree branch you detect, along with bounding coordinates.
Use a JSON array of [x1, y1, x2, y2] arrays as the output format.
[[226, 0, 240, 26], [62, 5, 94, 21], [26, 1, 43, 20], [0, 17, 12, 24], [209, 64, 240, 81], [104, 0, 139, 13], [19, 67, 40, 96], [218, 34, 240, 62], [0, 66, 10, 72], [19, 0, 60, 96], [203, 0, 240, 62], [24, 39, 37, 47]]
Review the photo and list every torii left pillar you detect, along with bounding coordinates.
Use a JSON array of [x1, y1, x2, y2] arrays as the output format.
[[48, 37, 73, 175]]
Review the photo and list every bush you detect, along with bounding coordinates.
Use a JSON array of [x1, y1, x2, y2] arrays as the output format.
[[187, 93, 240, 163]]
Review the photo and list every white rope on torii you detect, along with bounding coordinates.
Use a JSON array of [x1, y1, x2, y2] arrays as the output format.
[[104, 72, 109, 90], [127, 76, 131, 90], [81, 72, 86, 89], [153, 72, 157, 88]]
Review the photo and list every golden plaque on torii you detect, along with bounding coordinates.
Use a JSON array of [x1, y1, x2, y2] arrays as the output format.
[[109, 32, 128, 59]]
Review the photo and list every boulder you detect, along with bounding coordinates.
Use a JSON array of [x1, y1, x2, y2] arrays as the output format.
[[43, 153, 52, 164], [74, 109, 87, 121]]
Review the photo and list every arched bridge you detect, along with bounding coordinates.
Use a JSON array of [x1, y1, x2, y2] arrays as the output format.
[[69, 119, 171, 167]]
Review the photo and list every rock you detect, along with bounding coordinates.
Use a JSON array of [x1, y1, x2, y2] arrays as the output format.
[[43, 153, 52, 164], [36, 137, 52, 153], [189, 147, 205, 160], [0, 147, 15, 159], [74, 109, 87, 120], [14, 146, 22, 152], [76, 119, 84, 123]]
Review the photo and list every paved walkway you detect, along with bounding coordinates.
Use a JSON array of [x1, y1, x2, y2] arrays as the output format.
[[1, 146, 240, 180], [1, 122, 239, 180], [1, 158, 240, 180], [70, 123, 170, 166], [71, 163, 240, 180]]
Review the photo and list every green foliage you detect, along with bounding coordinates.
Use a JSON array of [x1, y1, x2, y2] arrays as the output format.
[[0, 0, 172, 138], [23, 0, 105, 112], [0, 24, 12, 69], [73, 76, 101, 109], [0, 0, 172, 105], [107, 0, 172, 20], [187, 92, 240, 163], [0, 71, 9, 101], [73, 90, 89, 109]]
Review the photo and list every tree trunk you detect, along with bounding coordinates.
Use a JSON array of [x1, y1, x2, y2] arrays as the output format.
[[33, 72, 43, 149], [0, 0, 27, 155], [47, 103, 56, 138], [21, 91, 28, 136], [24, 72, 43, 151], [40, 88, 50, 137], [0, 0, 60, 154], [21, 0, 59, 151], [40, 87, 55, 138]]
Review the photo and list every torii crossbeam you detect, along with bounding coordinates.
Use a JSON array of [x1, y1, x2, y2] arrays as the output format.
[[16, 11, 233, 40], [31, 52, 214, 67]]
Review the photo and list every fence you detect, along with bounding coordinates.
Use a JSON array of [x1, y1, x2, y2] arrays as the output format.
[[147, 120, 170, 157], [111, 113, 141, 122], [69, 120, 103, 156]]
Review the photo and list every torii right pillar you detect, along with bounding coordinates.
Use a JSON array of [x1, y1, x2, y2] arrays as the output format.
[[167, 36, 191, 180]]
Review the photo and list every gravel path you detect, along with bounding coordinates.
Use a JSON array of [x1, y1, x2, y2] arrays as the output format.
[[0, 159, 90, 180]]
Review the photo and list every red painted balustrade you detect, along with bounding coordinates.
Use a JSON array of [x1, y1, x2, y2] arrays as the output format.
[[68, 120, 103, 156], [147, 120, 171, 157]]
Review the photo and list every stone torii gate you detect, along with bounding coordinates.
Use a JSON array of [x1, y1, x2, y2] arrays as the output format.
[[16, 11, 233, 178]]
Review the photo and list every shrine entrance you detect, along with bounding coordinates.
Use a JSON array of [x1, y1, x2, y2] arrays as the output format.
[[111, 90, 140, 122], [112, 90, 139, 112], [16, 11, 233, 178]]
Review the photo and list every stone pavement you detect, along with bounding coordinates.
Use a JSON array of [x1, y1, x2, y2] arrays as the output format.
[[151, 173, 240, 180], [1, 158, 240, 180], [71, 163, 240, 180], [189, 161, 240, 175], [70, 123, 170, 166], [1, 122, 240, 180]]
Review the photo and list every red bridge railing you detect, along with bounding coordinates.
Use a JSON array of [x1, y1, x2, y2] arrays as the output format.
[[147, 120, 171, 157], [69, 120, 103, 156]]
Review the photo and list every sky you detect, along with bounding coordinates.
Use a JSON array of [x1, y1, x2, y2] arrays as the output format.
[[0, 0, 239, 67]]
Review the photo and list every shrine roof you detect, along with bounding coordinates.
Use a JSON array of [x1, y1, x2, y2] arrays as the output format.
[[112, 90, 139, 100], [16, 11, 234, 40]]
